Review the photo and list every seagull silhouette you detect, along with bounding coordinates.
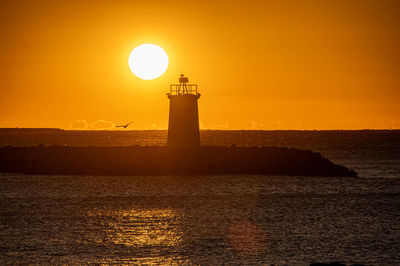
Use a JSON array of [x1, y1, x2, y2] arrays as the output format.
[[115, 121, 133, 129]]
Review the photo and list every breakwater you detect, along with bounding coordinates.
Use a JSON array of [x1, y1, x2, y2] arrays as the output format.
[[0, 145, 357, 176]]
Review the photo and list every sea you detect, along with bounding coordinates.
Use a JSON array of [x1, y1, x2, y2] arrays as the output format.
[[0, 129, 399, 265]]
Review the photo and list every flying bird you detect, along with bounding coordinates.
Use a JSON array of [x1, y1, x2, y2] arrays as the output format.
[[116, 121, 133, 129]]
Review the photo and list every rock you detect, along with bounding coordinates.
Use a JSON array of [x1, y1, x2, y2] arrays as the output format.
[[0, 145, 357, 176]]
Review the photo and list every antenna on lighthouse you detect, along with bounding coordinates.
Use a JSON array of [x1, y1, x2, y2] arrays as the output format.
[[168, 74, 199, 97], [178, 74, 189, 94]]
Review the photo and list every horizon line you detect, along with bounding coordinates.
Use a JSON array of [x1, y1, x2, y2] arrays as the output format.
[[0, 127, 399, 132]]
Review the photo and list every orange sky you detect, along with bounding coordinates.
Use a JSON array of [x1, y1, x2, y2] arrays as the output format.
[[1, 0, 399, 130]]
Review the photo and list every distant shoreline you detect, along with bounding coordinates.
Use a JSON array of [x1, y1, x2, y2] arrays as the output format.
[[0, 128, 399, 132]]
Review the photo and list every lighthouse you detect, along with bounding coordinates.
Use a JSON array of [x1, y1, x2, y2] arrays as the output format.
[[167, 75, 201, 148]]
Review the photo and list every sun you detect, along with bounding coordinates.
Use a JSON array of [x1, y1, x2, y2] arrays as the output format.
[[128, 44, 169, 80]]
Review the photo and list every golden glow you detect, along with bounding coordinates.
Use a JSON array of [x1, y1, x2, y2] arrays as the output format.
[[87, 208, 189, 264], [0, 1, 399, 129], [89, 208, 183, 247], [128, 44, 169, 80]]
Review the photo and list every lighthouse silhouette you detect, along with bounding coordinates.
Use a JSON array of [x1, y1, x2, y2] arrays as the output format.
[[167, 75, 201, 148]]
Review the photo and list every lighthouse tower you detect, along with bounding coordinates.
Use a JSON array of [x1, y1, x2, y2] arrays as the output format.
[[167, 75, 201, 149]]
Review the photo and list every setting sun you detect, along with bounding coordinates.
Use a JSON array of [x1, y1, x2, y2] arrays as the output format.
[[128, 44, 169, 80]]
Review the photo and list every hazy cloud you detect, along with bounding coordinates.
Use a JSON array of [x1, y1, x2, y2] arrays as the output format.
[[89, 120, 116, 130], [382, 120, 400, 129], [244, 120, 282, 130], [68, 120, 89, 130], [210, 122, 229, 130], [266, 120, 282, 130], [244, 120, 264, 130]]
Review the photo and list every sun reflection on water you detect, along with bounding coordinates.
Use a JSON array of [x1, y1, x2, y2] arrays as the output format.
[[108, 209, 183, 247], [87, 208, 188, 264]]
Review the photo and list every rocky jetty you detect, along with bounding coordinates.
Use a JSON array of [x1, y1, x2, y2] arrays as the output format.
[[0, 145, 357, 176]]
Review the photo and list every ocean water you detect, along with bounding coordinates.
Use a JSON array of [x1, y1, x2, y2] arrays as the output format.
[[1, 130, 399, 264]]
